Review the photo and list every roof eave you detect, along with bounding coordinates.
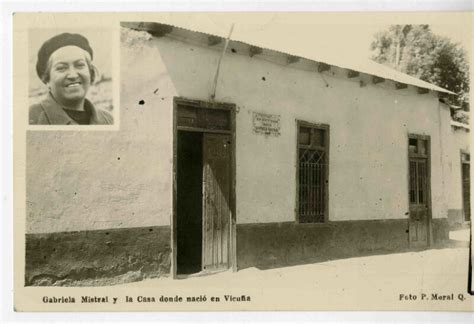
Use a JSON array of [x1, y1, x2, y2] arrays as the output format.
[[120, 21, 456, 96]]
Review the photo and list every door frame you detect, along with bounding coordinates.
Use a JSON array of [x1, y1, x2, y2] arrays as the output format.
[[407, 133, 433, 247], [172, 97, 236, 279]]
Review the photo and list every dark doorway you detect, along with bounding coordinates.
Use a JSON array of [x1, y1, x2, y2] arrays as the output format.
[[173, 98, 236, 278], [177, 131, 203, 274], [461, 153, 470, 222]]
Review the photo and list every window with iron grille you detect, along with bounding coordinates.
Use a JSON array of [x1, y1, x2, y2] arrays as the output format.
[[297, 122, 329, 223]]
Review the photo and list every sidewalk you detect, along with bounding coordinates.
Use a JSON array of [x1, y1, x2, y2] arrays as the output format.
[[124, 230, 470, 288]]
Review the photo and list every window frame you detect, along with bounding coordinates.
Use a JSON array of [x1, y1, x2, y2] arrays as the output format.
[[408, 134, 430, 159], [295, 120, 330, 224], [407, 133, 431, 206], [172, 97, 237, 277]]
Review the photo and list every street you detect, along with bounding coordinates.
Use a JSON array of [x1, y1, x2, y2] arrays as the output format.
[[114, 228, 472, 311]]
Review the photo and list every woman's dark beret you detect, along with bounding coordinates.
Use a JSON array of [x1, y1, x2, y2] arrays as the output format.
[[36, 33, 93, 81]]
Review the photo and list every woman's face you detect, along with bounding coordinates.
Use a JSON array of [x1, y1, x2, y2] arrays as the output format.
[[47, 46, 91, 105]]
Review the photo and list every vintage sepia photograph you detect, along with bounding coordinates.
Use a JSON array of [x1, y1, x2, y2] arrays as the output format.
[[28, 28, 114, 125], [12, 12, 473, 312]]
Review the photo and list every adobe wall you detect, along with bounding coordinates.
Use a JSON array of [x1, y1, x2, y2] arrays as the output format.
[[136, 29, 449, 224], [27, 27, 451, 232], [25, 27, 452, 284]]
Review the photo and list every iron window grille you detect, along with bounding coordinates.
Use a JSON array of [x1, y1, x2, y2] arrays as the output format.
[[297, 122, 329, 223]]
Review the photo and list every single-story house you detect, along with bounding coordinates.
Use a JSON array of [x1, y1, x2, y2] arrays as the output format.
[[25, 21, 468, 285]]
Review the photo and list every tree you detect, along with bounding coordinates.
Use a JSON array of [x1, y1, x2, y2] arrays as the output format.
[[371, 25, 470, 114]]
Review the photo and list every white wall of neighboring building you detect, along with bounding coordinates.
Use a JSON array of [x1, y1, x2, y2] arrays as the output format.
[[445, 122, 470, 223]]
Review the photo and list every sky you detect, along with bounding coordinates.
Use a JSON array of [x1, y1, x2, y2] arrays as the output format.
[[28, 13, 472, 92], [431, 23, 472, 56], [198, 13, 471, 54], [160, 12, 472, 67]]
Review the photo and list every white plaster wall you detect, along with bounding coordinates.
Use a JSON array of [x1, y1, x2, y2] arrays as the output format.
[[26, 29, 451, 233], [145, 33, 448, 223], [26, 29, 177, 233], [446, 127, 470, 211]]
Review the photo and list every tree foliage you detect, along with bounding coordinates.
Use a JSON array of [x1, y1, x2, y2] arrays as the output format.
[[371, 25, 470, 110]]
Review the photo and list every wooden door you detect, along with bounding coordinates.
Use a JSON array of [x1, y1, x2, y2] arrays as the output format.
[[202, 133, 231, 271], [408, 158, 430, 247]]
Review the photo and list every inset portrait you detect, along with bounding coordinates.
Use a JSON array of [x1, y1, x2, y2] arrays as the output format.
[[29, 29, 114, 125]]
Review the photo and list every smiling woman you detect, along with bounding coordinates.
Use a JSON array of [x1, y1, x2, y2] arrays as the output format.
[[29, 33, 114, 125]]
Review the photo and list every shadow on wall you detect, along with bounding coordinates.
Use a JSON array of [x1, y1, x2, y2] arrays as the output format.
[[236, 219, 454, 271], [249, 237, 468, 272], [448, 210, 470, 230], [25, 226, 171, 287], [24, 221, 462, 286]]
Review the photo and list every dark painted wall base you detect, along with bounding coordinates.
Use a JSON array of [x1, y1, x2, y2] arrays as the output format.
[[432, 218, 450, 240], [25, 226, 171, 286], [25, 218, 450, 285], [447, 209, 468, 228], [236, 218, 450, 270]]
